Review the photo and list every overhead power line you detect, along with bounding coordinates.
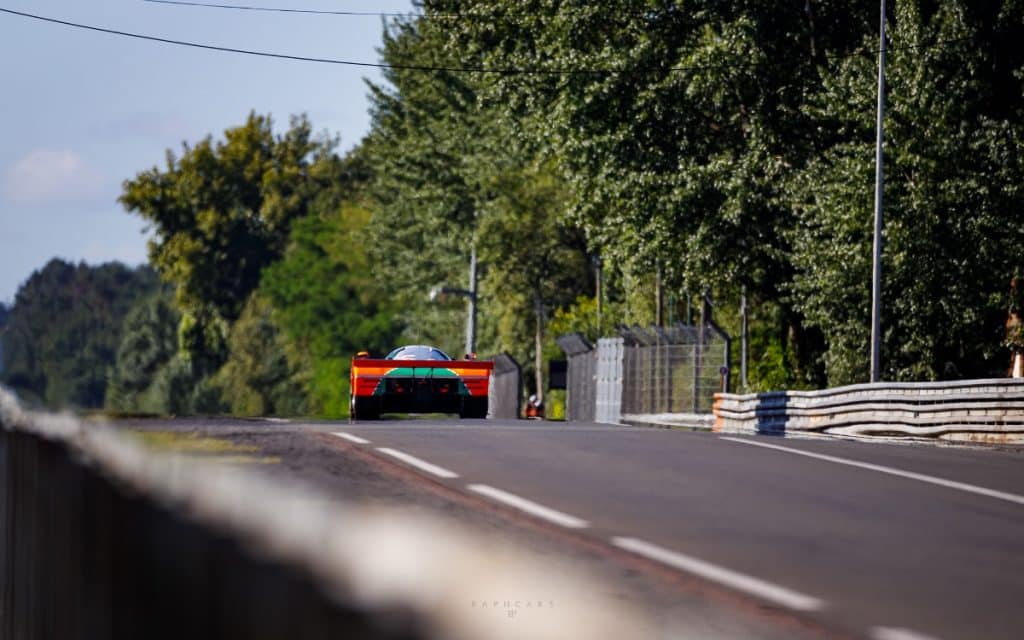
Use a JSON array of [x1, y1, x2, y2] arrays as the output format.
[[140, 0, 670, 20], [141, 0, 434, 18], [0, 7, 976, 76], [0, 6, 760, 75], [0, 7, 398, 69]]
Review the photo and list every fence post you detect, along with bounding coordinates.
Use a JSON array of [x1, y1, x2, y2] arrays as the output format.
[[656, 326, 674, 413], [707, 319, 732, 394]]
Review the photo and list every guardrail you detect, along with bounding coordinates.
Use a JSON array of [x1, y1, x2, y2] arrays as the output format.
[[713, 379, 1024, 443], [0, 388, 643, 640]]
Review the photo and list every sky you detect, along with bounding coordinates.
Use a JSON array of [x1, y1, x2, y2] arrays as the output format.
[[0, 0, 414, 304]]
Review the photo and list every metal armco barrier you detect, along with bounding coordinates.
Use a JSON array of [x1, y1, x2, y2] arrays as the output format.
[[488, 353, 522, 419], [713, 379, 1024, 443], [0, 389, 645, 640]]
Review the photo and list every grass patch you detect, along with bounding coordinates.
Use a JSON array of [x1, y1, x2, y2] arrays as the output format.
[[130, 431, 262, 456], [199, 455, 282, 465]]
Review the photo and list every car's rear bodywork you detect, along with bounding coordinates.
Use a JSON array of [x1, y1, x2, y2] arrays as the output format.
[[350, 352, 492, 420]]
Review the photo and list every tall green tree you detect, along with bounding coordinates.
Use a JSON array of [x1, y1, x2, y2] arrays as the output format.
[[365, 11, 593, 389], [789, 0, 1024, 383], [120, 112, 342, 373], [1, 260, 158, 409], [261, 201, 403, 417], [444, 1, 870, 290], [365, 17, 484, 354], [105, 288, 195, 414], [475, 163, 592, 397], [215, 294, 308, 416], [436, 0, 881, 387]]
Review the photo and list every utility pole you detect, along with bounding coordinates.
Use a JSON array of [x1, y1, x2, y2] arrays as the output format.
[[870, 0, 887, 383], [655, 267, 664, 326], [428, 248, 479, 356], [466, 246, 477, 357], [594, 255, 603, 335], [693, 292, 711, 412], [534, 294, 545, 405], [740, 287, 749, 391]]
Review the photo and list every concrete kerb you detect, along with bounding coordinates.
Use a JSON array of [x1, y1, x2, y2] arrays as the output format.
[[620, 413, 715, 432]]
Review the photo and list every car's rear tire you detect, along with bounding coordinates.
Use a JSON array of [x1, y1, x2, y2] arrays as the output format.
[[350, 396, 380, 421], [459, 397, 488, 420]]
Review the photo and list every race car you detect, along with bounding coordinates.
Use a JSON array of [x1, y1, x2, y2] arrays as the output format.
[[349, 345, 493, 420]]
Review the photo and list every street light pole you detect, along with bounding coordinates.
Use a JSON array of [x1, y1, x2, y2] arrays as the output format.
[[870, 0, 887, 383], [741, 287, 749, 391], [429, 249, 478, 357], [466, 245, 477, 357]]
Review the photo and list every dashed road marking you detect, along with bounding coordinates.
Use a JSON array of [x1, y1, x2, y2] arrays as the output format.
[[467, 484, 590, 529], [721, 436, 1024, 506], [611, 537, 825, 612], [331, 432, 371, 445], [377, 447, 460, 479], [871, 627, 942, 640]]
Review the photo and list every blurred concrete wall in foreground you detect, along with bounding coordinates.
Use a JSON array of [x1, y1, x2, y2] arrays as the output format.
[[0, 389, 648, 640]]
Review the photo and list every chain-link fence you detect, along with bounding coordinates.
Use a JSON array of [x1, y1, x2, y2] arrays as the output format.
[[558, 322, 731, 424], [618, 323, 730, 416]]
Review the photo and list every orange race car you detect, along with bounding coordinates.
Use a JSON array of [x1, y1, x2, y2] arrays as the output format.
[[349, 345, 492, 420]]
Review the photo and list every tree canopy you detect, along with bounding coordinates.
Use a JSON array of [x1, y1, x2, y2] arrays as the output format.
[[788, 0, 1024, 382], [365, 12, 594, 385], [422, 0, 1024, 385], [1, 260, 158, 409], [120, 112, 343, 373], [17, 1, 1024, 417]]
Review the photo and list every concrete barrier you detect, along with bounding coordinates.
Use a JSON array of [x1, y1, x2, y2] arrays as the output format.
[[713, 379, 1024, 443], [487, 353, 522, 419], [0, 388, 648, 640]]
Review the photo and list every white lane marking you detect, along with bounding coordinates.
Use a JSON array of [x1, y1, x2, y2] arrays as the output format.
[[721, 437, 1024, 507], [331, 432, 370, 445], [376, 448, 459, 479], [871, 627, 943, 640], [467, 484, 590, 529], [611, 537, 825, 612]]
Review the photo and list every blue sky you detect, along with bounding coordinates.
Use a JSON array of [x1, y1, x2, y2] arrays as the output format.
[[0, 0, 414, 303]]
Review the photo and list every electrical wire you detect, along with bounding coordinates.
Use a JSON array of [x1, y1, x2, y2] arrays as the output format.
[[0, 6, 485, 72], [0, 7, 761, 75], [141, 0, 434, 18], [0, 6, 978, 76], [139, 0, 978, 60], [140, 0, 673, 21]]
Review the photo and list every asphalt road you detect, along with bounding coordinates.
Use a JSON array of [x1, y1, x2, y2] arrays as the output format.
[[119, 417, 1024, 640]]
